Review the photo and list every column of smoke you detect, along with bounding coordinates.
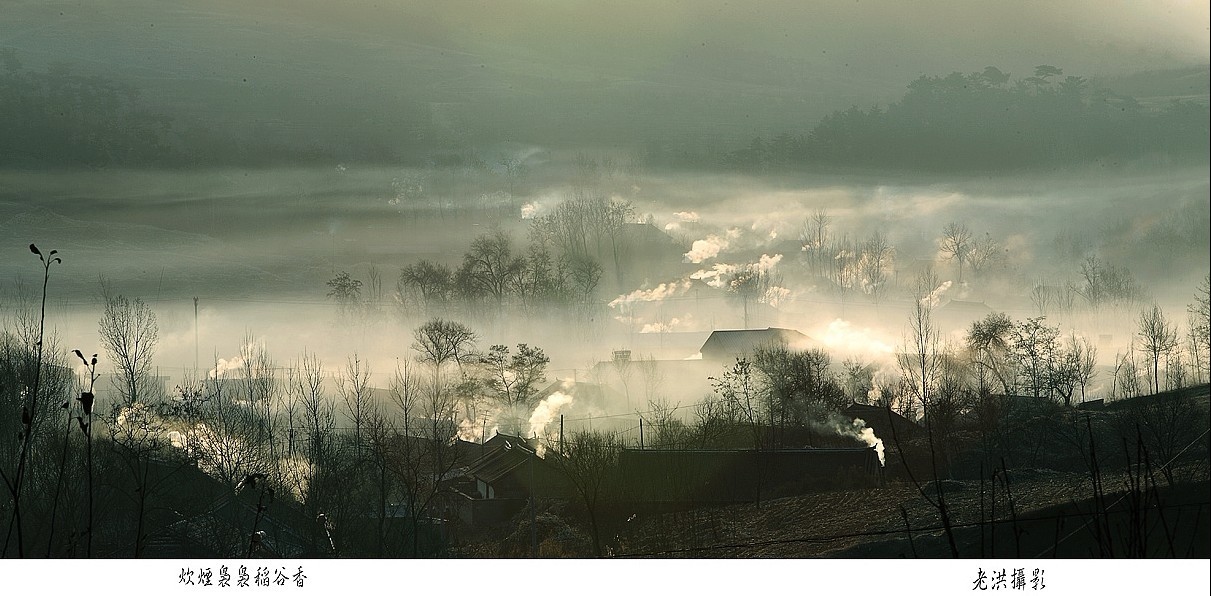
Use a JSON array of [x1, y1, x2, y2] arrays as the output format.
[[920, 280, 953, 308], [454, 389, 575, 453], [528, 391, 574, 456], [819, 414, 885, 466]]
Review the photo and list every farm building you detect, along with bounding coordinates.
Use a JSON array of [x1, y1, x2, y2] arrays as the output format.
[[698, 327, 814, 361]]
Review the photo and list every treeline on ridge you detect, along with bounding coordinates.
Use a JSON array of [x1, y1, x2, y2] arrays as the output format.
[[716, 65, 1210, 171]]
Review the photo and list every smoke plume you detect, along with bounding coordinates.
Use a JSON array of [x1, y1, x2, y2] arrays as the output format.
[[818, 414, 886, 466], [684, 235, 730, 263], [920, 280, 953, 308], [608, 280, 692, 309], [528, 391, 574, 440]]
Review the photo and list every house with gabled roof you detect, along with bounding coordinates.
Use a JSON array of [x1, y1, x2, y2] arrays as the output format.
[[452, 433, 573, 527], [698, 327, 814, 361], [843, 401, 923, 442]]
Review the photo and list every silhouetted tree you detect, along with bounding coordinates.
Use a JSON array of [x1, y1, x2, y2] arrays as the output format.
[[459, 230, 525, 305], [1189, 275, 1211, 383], [98, 290, 159, 406], [940, 222, 973, 283], [479, 344, 549, 433], [966, 312, 1017, 394], [326, 271, 363, 314], [1137, 304, 1179, 395], [398, 261, 452, 312]]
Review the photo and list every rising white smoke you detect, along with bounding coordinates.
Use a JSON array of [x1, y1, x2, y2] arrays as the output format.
[[834, 416, 885, 466], [920, 280, 953, 308], [520, 201, 540, 219], [207, 339, 265, 379], [528, 391, 574, 440], [639, 315, 694, 334], [458, 416, 500, 444], [756, 253, 782, 272], [608, 280, 692, 309], [208, 355, 245, 379], [760, 286, 791, 307], [690, 253, 783, 288], [690, 263, 738, 288], [674, 211, 700, 223], [684, 235, 730, 263]]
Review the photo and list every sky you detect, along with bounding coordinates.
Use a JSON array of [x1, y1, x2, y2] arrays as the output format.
[[2, 0, 1207, 145]]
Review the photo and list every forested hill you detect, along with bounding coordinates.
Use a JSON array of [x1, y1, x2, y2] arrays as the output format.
[[718, 65, 1210, 172]]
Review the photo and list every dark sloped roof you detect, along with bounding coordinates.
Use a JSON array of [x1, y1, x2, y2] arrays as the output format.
[[843, 402, 923, 439], [466, 439, 535, 485], [699, 327, 812, 358]]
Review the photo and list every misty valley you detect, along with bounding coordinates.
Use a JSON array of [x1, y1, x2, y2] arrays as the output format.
[[1, 0, 1209, 563], [2, 158, 1207, 559]]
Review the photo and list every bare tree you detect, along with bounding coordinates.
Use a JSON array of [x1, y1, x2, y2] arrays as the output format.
[[326, 271, 363, 315], [709, 357, 762, 448], [1112, 347, 1144, 399], [895, 267, 961, 557], [967, 232, 1002, 276], [1188, 275, 1210, 383], [336, 354, 373, 454], [387, 359, 465, 556], [1137, 304, 1179, 395], [237, 334, 279, 464], [965, 312, 1017, 394], [726, 263, 780, 328], [1010, 316, 1061, 401], [398, 261, 452, 312], [288, 351, 337, 553], [799, 208, 832, 277], [830, 233, 857, 296], [181, 372, 269, 490], [1077, 255, 1138, 308], [603, 198, 635, 288], [568, 253, 603, 304], [1067, 333, 1098, 402], [293, 351, 333, 490], [458, 230, 525, 305], [479, 344, 550, 434], [898, 269, 943, 413], [98, 291, 159, 406], [412, 318, 477, 402], [365, 264, 384, 316], [939, 222, 972, 283], [1050, 333, 1097, 406], [857, 230, 895, 302]]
